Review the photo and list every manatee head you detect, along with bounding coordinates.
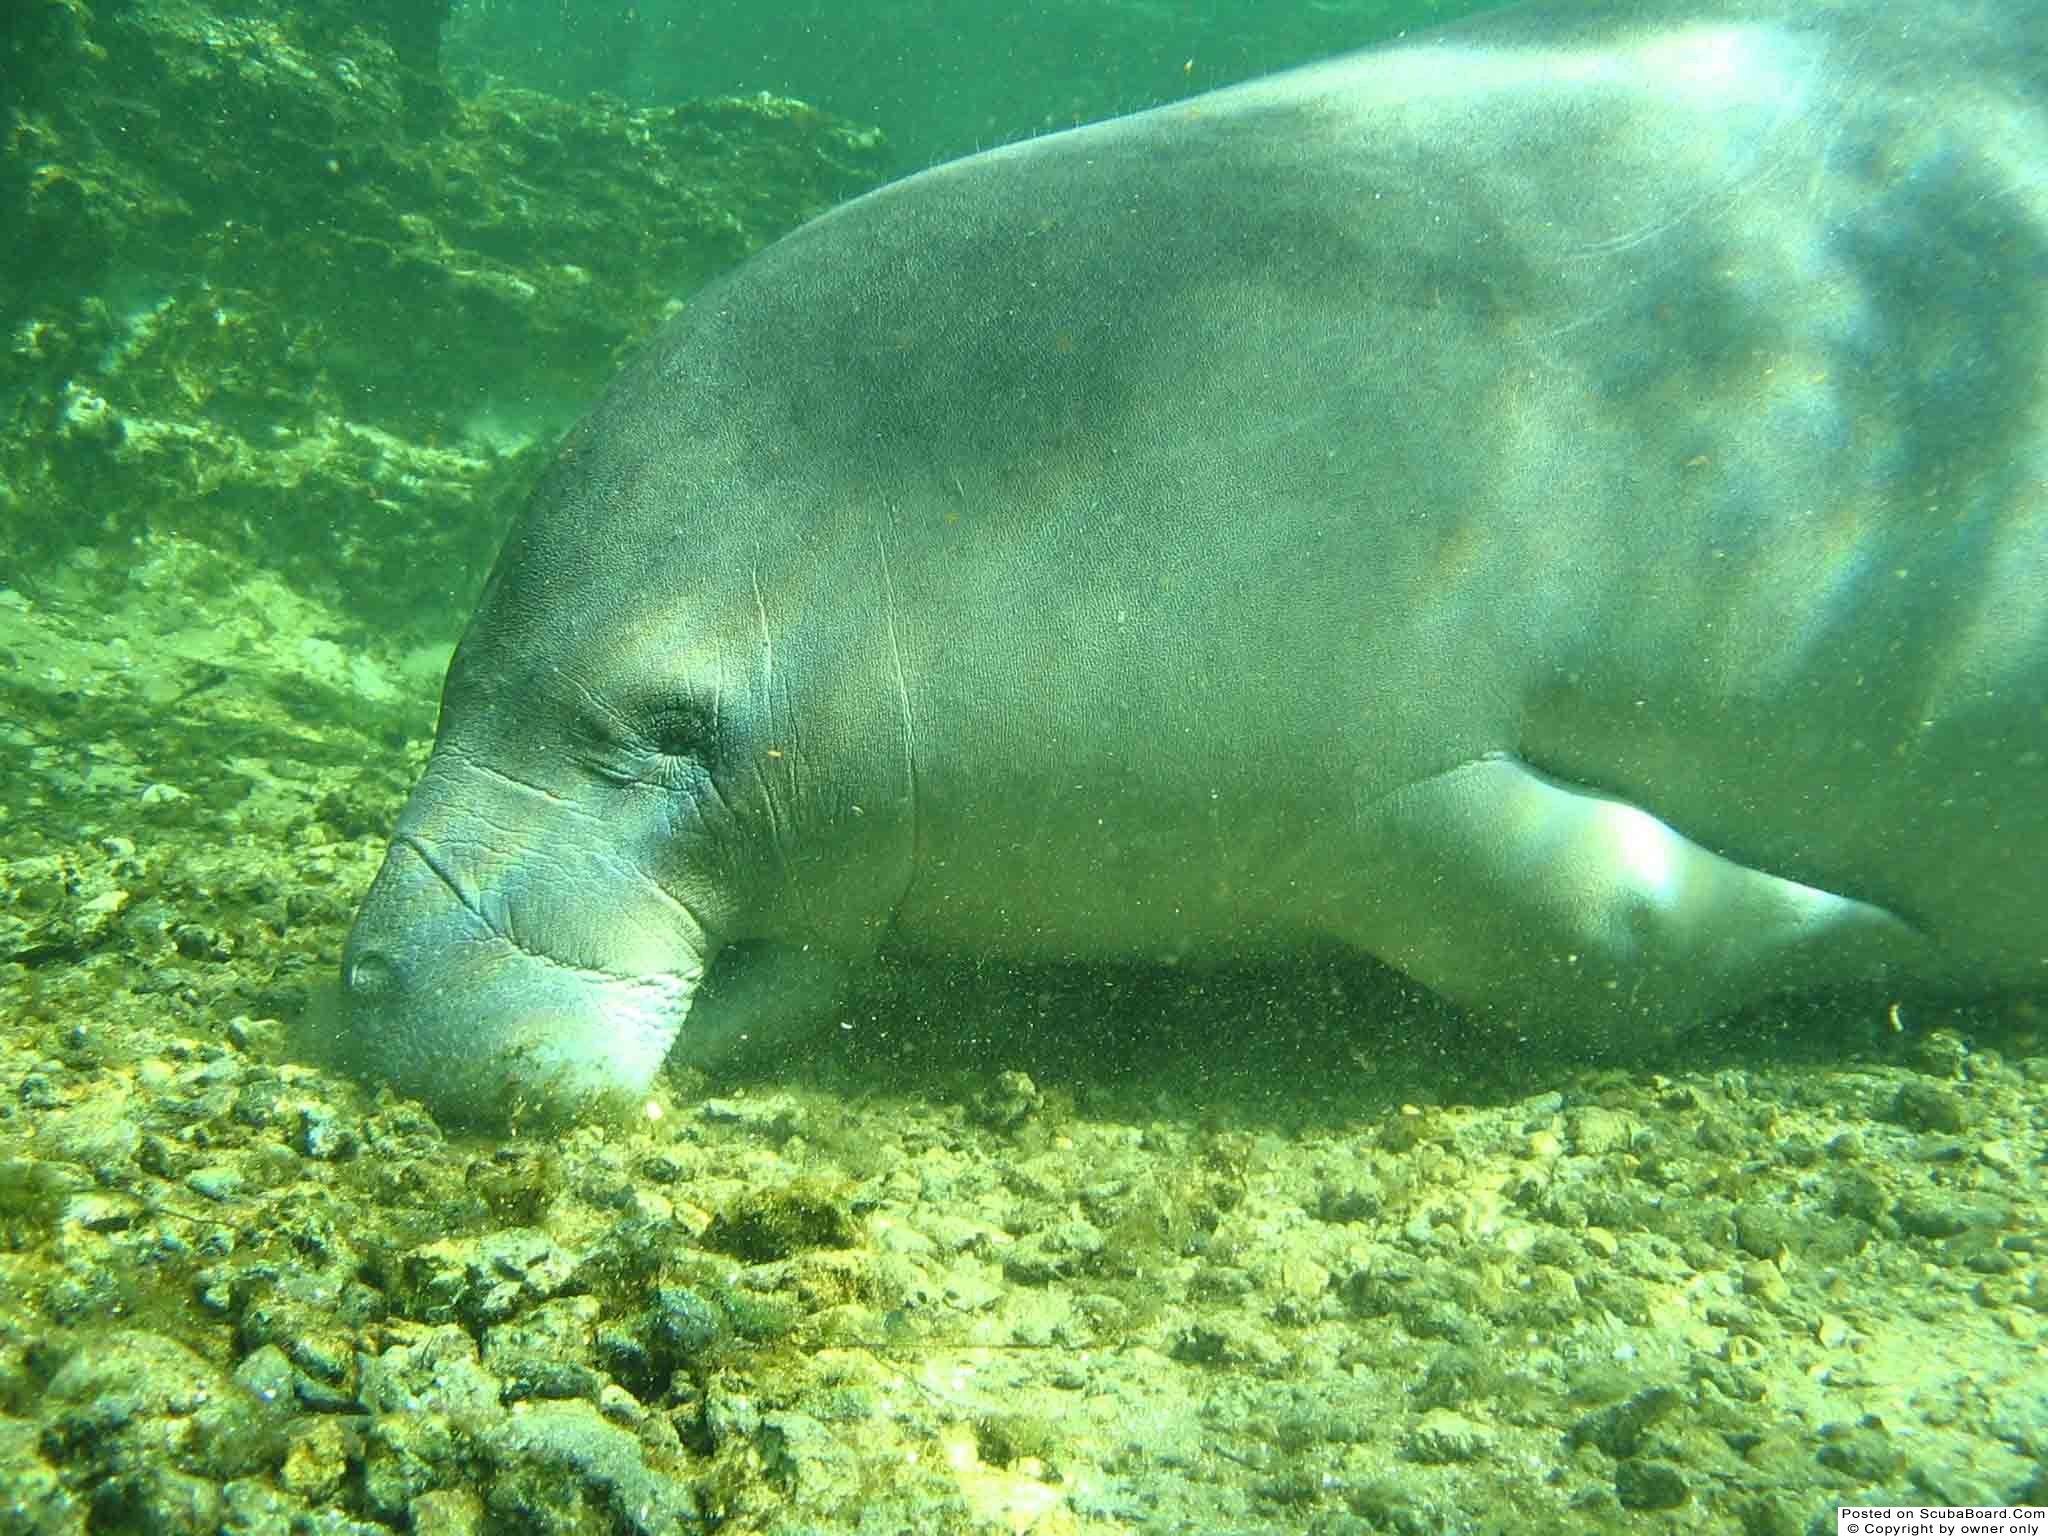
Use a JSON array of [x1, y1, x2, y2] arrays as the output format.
[[326, 358, 917, 1126]]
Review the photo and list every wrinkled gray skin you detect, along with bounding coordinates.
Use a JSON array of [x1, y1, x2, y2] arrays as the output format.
[[338, 0, 2047, 1125]]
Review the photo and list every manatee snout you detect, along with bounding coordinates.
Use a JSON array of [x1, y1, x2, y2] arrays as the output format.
[[332, 816, 703, 1127]]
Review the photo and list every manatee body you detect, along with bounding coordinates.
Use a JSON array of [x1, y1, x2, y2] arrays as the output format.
[[338, 0, 2047, 1123]]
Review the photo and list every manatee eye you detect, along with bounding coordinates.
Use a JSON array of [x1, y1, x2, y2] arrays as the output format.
[[641, 698, 713, 761]]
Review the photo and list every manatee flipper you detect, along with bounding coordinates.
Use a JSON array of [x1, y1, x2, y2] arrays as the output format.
[[1350, 756, 1922, 1037]]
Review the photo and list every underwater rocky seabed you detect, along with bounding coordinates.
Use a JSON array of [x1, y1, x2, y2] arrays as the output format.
[[4, 5, 2048, 1536], [5, 574, 2048, 1536]]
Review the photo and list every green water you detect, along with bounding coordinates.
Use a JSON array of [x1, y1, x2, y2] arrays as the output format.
[[445, 0, 1508, 168]]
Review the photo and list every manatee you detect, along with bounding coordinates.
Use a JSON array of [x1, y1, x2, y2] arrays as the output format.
[[335, 0, 2047, 1123]]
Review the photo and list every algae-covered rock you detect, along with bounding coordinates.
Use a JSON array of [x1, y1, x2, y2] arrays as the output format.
[[704, 1180, 860, 1263], [37, 1328, 289, 1527], [1, 0, 887, 630], [0, 1412, 82, 1536], [395, 1225, 575, 1326], [479, 1399, 699, 1534]]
